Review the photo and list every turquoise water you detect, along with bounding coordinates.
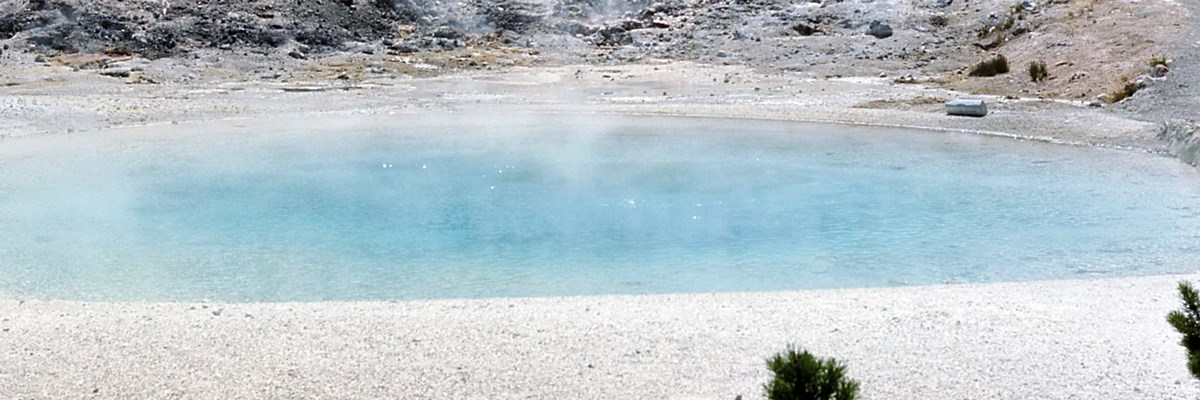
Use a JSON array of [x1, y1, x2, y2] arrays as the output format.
[[1, 115, 1198, 301]]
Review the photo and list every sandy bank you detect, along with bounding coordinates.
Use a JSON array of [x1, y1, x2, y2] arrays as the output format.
[[2, 274, 1199, 399]]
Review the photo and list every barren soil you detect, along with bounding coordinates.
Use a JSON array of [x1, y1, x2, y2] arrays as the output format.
[[0, 0, 1193, 117]]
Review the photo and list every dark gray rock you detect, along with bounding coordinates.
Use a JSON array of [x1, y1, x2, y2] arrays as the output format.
[[616, 19, 645, 31], [558, 21, 598, 37], [389, 43, 419, 53], [481, 0, 546, 31], [596, 25, 632, 46], [792, 23, 817, 36], [867, 21, 893, 39], [431, 26, 461, 39]]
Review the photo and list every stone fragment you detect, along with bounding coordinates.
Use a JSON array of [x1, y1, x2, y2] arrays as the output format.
[[1149, 64, 1169, 78], [867, 21, 893, 39], [792, 23, 817, 36], [99, 68, 131, 78]]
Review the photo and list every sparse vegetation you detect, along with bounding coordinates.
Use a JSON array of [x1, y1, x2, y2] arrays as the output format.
[[968, 55, 1010, 77], [929, 15, 948, 28], [1168, 281, 1200, 380], [979, 32, 1008, 50], [978, 15, 1016, 39], [1150, 54, 1169, 68], [1106, 80, 1140, 103], [976, 1, 1029, 47], [765, 346, 859, 400], [856, 96, 946, 109], [1028, 60, 1048, 82]]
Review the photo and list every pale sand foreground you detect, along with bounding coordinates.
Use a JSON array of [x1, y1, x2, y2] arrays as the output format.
[[2, 274, 1199, 399]]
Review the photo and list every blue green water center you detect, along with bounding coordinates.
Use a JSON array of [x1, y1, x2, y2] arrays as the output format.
[[1, 115, 1198, 301]]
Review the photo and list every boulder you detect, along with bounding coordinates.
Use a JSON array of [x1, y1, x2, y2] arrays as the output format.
[[867, 21, 893, 39], [945, 99, 988, 117]]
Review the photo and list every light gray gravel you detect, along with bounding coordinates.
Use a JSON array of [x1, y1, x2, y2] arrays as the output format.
[[1120, 0, 1200, 124], [3, 274, 1199, 399]]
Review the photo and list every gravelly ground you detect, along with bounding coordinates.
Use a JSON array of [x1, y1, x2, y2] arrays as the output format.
[[3, 275, 1199, 399], [1120, 0, 1200, 124]]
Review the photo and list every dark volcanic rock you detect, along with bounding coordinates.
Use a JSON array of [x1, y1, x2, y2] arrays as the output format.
[[792, 23, 817, 36], [867, 21, 893, 39], [1, 0, 406, 58], [557, 21, 598, 37], [479, 0, 546, 31], [596, 25, 633, 47], [0, 0, 693, 58], [431, 26, 462, 39]]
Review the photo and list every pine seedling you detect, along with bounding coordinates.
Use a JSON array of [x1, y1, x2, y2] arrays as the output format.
[[1167, 281, 1200, 380], [765, 346, 859, 400]]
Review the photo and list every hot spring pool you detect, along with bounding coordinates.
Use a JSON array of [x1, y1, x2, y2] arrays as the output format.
[[1, 114, 1198, 301]]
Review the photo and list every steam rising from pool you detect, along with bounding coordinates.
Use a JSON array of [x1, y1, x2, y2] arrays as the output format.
[[1, 114, 1198, 301]]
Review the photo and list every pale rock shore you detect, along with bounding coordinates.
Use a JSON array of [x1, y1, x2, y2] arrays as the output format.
[[3, 274, 1200, 399]]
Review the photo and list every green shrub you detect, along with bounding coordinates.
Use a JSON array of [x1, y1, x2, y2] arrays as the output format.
[[968, 55, 1010, 77], [1028, 60, 1048, 82], [1168, 281, 1200, 380], [765, 346, 859, 400]]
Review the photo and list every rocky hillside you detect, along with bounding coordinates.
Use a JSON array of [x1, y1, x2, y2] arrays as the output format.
[[0, 0, 675, 57], [0, 0, 1187, 105]]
